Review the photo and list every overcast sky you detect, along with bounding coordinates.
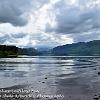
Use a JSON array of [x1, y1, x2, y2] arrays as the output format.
[[0, 0, 100, 48]]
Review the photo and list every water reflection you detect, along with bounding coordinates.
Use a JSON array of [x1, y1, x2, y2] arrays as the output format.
[[0, 57, 100, 100]]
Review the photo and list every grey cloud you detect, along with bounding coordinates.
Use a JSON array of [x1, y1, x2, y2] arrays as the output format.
[[0, 0, 49, 26], [0, 33, 10, 44], [0, 32, 27, 45], [24, 32, 64, 48], [72, 31, 100, 43], [46, 0, 100, 34], [0, 32, 59, 48], [11, 33, 27, 38]]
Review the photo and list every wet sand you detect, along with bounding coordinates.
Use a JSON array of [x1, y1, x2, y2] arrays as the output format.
[[0, 56, 100, 100]]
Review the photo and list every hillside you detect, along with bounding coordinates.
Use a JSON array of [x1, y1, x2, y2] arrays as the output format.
[[0, 45, 18, 57], [18, 48, 38, 56], [0, 45, 39, 57], [52, 40, 100, 56]]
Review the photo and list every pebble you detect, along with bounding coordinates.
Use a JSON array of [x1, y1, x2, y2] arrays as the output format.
[[45, 77, 47, 79], [94, 94, 100, 100], [36, 97, 40, 99], [54, 97, 57, 99], [98, 71, 100, 75]]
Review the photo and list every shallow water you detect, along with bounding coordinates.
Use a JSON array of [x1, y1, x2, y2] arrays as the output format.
[[0, 56, 100, 100]]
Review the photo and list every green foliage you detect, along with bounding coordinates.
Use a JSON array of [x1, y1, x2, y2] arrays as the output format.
[[0, 45, 18, 57]]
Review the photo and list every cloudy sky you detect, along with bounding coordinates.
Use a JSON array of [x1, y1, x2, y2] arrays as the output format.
[[0, 0, 100, 48]]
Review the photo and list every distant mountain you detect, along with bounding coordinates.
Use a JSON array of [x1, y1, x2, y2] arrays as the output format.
[[18, 48, 38, 56], [52, 40, 100, 56], [37, 47, 52, 56]]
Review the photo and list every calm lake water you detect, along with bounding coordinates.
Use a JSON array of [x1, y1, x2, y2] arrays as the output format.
[[0, 56, 100, 100]]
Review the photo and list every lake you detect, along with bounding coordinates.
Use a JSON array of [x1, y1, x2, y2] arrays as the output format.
[[0, 56, 100, 100]]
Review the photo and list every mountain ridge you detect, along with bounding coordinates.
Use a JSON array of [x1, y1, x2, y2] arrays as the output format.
[[52, 40, 100, 56]]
